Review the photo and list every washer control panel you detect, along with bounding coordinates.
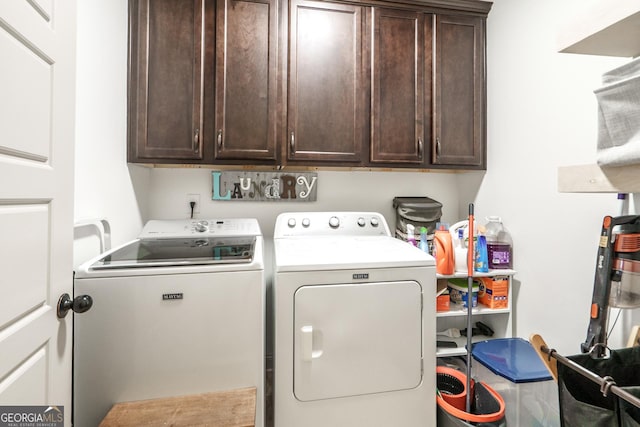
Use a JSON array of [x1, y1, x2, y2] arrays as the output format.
[[139, 218, 262, 238], [274, 212, 391, 238]]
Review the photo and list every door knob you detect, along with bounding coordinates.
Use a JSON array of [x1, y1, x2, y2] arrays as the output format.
[[57, 293, 93, 318]]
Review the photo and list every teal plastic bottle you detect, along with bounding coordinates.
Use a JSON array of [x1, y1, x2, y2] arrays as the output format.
[[419, 227, 429, 253]]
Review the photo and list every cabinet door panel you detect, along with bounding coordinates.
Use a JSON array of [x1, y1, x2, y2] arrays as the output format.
[[371, 8, 424, 164], [433, 14, 484, 168], [215, 0, 277, 160], [129, 0, 204, 161], [288, 0, 366, 163]]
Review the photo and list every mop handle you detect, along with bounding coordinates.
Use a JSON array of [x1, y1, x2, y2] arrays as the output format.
[[466, 203, 474, 413]]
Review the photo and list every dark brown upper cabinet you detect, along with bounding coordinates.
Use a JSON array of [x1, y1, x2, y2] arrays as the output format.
[[214, 0, 278, 162], [127, 0, 491, 169], [432, 13, 486, 168], [128, 0, 207, 163], [286, 0, 368, 164], [370, 8, 429, 165]]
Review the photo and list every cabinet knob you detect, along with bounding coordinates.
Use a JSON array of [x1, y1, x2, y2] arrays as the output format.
[[290, 131, 295, 154], [217, 129, 223, 149], [193, 128, 200, 153]]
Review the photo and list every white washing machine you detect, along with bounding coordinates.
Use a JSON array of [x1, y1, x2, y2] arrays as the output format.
[[74, 218, 265, 427], [272, 212, 436, 427]]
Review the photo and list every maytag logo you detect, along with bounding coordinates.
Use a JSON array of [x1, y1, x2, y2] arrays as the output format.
[[162, 293, 183, 300], [352, 273, 369, 280]]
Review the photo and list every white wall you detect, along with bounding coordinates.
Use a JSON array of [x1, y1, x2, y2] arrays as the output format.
[[475, 0, 633, 354], [145, 168, 459, 238], [74, 0, 150, 265], [75, 0, 638, 355]]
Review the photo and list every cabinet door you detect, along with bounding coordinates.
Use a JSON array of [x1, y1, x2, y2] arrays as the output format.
[[370, 8, 425, 164], [287, 0, 367, 163], [128, 0, 205, 162], [214, 0, 278, 161], [433, 14, 485, 168]]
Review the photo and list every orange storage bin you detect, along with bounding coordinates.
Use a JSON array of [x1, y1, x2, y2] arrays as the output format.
[[478, 276, 508, 309]]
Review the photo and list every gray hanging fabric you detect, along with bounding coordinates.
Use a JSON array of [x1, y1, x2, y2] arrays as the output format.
[[595, 57, 640, 167]]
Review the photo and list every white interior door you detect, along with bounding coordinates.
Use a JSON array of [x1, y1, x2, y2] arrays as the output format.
[[0, 0, 76, 424], [294, 281, 423, 401]]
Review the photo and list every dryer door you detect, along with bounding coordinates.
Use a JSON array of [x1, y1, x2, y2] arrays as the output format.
[[293, 280, 422, 401]]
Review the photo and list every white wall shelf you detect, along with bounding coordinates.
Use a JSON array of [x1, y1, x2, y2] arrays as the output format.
[[558, 163, 640, 193], [436, 270, 515, 357], [556, 0, 640, 193], [557, 0, 640, 57], [436, 269, 516, 279], [436, 335, 504, 358], [437, 305, 510, 318]]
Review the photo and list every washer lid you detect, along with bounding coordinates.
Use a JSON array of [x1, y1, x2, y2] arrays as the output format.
[[90, 236, 256, 269]]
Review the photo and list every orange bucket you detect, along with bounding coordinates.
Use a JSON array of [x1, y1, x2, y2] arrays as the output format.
[[436, 366, 506, 423], [437, 366, 471, 410]]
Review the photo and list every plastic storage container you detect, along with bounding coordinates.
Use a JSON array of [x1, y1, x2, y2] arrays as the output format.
[[448, 279, 479, 308], [609, 222, 640, 308], [484, 217, 513, 269], [471, 338, 560, 427]]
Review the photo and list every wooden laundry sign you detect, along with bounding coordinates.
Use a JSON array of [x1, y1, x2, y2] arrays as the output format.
[[212, 171, 318, 201]]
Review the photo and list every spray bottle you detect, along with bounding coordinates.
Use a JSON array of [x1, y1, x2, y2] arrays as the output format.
[[406, 223, 417, 247]]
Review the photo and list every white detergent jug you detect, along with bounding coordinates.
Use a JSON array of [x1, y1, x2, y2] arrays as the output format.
[[450, 220, 472, 273]]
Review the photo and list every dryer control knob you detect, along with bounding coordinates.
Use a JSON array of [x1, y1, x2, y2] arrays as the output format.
[[357, 217, 366, 227], [302, 218, 310, 227], [370, 217, 379, 227], [194, 221, 209, 232], [287, 218, 297, 228], [329, 216, 340, 228]]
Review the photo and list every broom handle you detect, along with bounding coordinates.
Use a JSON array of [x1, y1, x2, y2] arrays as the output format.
[[466, 203, 474, 413]]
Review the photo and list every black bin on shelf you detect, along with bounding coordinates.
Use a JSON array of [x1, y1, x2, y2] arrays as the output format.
[[392, 196, 442, 244]]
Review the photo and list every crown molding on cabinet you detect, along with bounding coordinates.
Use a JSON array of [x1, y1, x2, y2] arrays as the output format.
[[383, 0, 492, 15]]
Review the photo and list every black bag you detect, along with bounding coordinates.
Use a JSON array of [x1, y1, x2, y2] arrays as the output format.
[[557, 347, 640, 427]]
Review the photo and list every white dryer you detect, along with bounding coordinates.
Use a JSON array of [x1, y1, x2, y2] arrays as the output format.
[[272, 212, 436, 427], [74, 218, 265, 427]]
